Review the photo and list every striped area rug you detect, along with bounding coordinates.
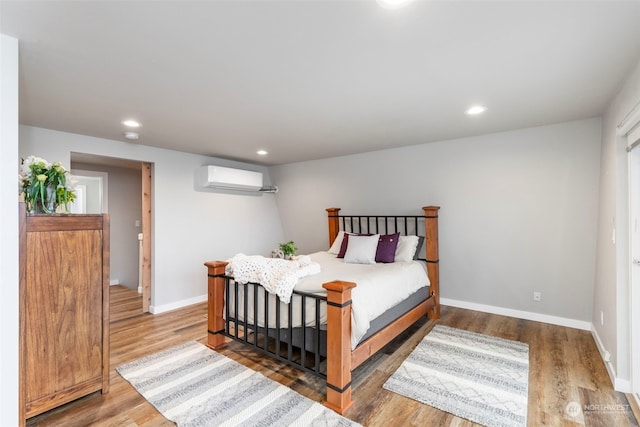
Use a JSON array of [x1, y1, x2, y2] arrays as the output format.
[[383, 325, 529, 427], [117, 341, 360, 427]]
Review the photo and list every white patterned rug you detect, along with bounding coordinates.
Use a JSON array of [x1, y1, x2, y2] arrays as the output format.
[[117, 341, 360, 427], [383, 325, 529, 427]]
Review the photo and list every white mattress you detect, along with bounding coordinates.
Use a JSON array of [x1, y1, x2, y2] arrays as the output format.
[[227, 251, 429, 349]]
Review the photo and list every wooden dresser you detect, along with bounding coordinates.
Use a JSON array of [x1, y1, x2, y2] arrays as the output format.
[[18, 203, 110, 421]]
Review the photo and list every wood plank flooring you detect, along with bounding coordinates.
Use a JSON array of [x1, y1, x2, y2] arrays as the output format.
[[109, 285, 143, 322], [26, 286, 638, 426]]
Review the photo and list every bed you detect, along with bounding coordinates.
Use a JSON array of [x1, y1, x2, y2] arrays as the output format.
[[204, 206, 440, 414]]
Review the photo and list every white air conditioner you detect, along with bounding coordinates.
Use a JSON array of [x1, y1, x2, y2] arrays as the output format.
[[197, 166, 263, 192]]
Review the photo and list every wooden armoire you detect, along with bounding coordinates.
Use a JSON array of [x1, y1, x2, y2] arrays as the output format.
[[18, 203, 110, 422]]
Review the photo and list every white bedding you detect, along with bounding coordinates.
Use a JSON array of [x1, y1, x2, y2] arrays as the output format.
[[225, 254, 320, 303], [227, 251, 429, 349]]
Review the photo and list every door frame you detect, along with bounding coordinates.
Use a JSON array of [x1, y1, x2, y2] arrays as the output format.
[[625, 121, 640, 402], [141, 162, 152, 312], [629, 145, 639, 400]]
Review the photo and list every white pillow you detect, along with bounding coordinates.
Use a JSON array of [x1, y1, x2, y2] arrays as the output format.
[[328, 230, 346, 255], [395, 235, 419, 262], [344, 234, 380, 264]]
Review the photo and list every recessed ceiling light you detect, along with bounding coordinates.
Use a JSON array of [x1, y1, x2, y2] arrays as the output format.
[[465, 105, 487, 115], [124, 131, 139, 140], [122, 119, 141, 128], [257, 150, 268, 156], [377, 0, 414, 10]]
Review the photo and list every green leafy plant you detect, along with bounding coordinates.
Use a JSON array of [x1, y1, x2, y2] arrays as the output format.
[[278, 241, 298, 257], [19, 156, 76, 213]]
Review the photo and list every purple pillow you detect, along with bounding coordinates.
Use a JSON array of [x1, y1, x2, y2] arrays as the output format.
[[337, 233, 372, 258], [375, 233, 400, 263]]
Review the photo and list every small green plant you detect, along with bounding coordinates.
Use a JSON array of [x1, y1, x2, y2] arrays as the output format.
[[279, 241, 298, 257]]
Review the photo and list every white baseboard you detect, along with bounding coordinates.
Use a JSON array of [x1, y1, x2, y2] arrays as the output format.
[[150, 294, 207, 315], [109, 279, 119, 286], [440, 297, 592, 330], [591, 326, 618, 389], [591, 326, 632, 393], [616, 377, 632, 392]]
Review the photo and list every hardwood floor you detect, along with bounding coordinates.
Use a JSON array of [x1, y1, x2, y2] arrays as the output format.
[[109, 285, 143, 322], [26, 287, 638, 426]]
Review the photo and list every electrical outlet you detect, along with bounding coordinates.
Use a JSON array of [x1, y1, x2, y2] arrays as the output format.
[[533, 292, 541, 302]]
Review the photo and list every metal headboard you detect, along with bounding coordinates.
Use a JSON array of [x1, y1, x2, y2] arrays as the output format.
[[329, 214, 426, 261]]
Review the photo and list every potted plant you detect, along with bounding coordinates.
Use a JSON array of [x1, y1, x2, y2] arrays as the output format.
[[19, 156, 76, 214], [279, 241, 298, 260]]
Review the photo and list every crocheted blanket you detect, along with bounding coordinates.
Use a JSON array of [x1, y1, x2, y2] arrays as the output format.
[[225, 254, 321, 303]]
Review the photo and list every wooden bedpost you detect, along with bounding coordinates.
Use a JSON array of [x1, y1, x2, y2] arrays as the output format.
[[322, 280, 356, 415], [423, 206, 440, 319], [204, 261, 229, 349], [326, 208, 341, 247]]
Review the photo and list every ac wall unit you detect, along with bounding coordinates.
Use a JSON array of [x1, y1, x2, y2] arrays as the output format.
[[197, 166, 263, 192]]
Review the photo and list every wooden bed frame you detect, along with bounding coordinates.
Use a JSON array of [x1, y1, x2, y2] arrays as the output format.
[[204, 206, 440, 414]]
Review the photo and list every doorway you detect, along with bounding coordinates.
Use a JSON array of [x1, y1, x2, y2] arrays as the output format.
[[70, 153, 152, 315], [69, 170, 108, 214]]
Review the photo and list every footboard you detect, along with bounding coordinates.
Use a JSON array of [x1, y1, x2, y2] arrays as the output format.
[[205, 262, 337, 377], [204, 261, 358, 413]]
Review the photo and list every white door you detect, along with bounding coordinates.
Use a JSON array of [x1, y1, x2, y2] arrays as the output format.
[[628, 124, 640, 403], [70, 170, 108, 214]]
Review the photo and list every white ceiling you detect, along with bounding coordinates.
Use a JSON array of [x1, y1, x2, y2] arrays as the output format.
[[2, 1, 640, 166]]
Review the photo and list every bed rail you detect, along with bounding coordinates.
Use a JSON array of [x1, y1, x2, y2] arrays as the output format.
[[210, 269, 329, 378]]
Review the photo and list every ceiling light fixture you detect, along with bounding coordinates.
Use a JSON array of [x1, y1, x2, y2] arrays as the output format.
[[465, 105, 487, 115], [377, 0, 414, 10], [122, 119, 141, 128], [124, 131, 139, 140], [257, 150, 268, 156]]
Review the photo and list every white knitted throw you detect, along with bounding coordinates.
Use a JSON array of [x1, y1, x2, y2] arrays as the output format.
[[225, 254, 321, 303]]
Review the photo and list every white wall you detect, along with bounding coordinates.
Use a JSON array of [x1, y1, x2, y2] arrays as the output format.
[[0, 34, 20, 426], [271, 118, 601, 325], [19, 126, 285, 311], [594, 57, 640, 390]]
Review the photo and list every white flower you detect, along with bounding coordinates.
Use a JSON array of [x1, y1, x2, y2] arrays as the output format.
[[52, 161, 66, 174], [23, 155, 50, 168], [19, 162, 32, 179], [20, 155, 50, 177]]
